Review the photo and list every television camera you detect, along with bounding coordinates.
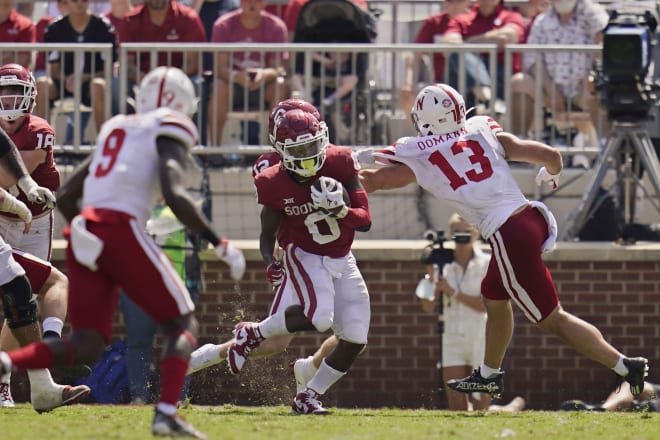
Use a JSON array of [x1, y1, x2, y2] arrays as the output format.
[[595, 6, 659, 122]]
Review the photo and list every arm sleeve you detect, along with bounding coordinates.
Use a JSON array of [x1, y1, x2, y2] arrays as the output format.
[[340, 189, 371, 230]]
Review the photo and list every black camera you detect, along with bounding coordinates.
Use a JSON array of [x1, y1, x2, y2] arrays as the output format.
[[597, 5, 659, 122], [421, 230, 454, 267]]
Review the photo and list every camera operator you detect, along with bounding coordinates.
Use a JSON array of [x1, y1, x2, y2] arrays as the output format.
[[420, 214, 492, 410], [418, 214, 526, 412]]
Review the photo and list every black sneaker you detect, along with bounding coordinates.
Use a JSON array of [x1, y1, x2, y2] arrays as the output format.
[[446, 369, 504, 398], [151, 410, 207, 439], [615, 357, 649, 397]]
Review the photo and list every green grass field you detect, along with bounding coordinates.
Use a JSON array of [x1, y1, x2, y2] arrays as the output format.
[[1, 404, 658, 440]]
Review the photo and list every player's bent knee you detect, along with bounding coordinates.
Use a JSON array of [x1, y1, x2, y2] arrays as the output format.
[[1, 276, 38, 328], [311, 316, 333, 334]]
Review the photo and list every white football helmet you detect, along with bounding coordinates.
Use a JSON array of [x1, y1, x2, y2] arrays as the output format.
[[135, 66, 198, 116], [410, 83, 466, 136], [0, 63, 37, 121]]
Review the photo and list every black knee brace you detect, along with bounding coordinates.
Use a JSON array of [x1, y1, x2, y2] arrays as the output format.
[[1, 276, 38, 328]]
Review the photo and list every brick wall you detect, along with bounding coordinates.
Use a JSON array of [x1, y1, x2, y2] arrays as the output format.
[[8, 242, 660, 410]]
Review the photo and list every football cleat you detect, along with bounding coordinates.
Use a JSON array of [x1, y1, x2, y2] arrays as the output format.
[[560, 399, 605, 412], [187, 343, 222, 375], [290, 357, 316, 394], [152, 410, 207, 439], [615, 357, 649, 397], [0, 382, 15, 408], [32, 384, 91, 413], [292, 388, 330, 415], [446, 369, 505, 398], [226, 322, 263, 375]]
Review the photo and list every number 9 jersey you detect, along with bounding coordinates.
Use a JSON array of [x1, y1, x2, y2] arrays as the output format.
[[82, 108, 198, 227], [389, 116, 528, 239]]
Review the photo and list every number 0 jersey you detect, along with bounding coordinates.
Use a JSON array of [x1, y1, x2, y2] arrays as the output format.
[[82, 108, 198, 227], [254, 145, 360, 258], [388, 116, 528, 239]]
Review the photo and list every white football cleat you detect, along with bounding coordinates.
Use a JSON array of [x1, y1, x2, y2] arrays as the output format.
[[32, 384, 91, 413], [0, 381, 15, 408]]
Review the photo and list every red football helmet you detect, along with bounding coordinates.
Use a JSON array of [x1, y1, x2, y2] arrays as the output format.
[[274, 109, 328, 178], [268, 98, 322, 148], [0, 63, 37, 121]]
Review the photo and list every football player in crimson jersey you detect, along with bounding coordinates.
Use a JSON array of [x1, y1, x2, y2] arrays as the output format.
[[188, 99, 342, 398], [0, 63, 71, 407], [358, 83, 649, 399], [0, 66, 247, 439], [224, 108, 371, 415]]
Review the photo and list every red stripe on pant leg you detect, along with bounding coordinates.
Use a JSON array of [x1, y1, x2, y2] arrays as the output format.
[[287, 246, 317, 320]]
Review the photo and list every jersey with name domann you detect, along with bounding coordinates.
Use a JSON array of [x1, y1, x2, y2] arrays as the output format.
[[388, 116, 528, 239], [82, 108, 198, 227]]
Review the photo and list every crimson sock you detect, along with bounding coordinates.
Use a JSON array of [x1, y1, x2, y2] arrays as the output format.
[[158, 357, 188, 406], [8, 342, 54, 370]]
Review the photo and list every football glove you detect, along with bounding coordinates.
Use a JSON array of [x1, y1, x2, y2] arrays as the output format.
[[355, 148, 376, 166], [17, 175, 56, 209], [215, 239, 246, 281], [535, 167, 560, 190], [266, 261, 284, 287], [310, 176, 348, 218], [0, 188, 32, 225]]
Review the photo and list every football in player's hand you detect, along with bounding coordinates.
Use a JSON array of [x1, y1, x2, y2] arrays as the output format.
[[311, 176, 351, 217]]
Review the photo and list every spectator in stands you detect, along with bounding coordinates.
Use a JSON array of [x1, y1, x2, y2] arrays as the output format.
[[282, 0, 369, 41], [102, 0, 133, 30], [561, 381, 660, 412], [516, 0, 550, 41], [400, 0, 471, 112], [33, 0, 70, 80], [117, 0, 207, 139], [509, 0, 608, 166], [209, 0, 288, 146], [0, 0, 36, 68], [442, 0, 524, 111], [35, 0, 117, 141]]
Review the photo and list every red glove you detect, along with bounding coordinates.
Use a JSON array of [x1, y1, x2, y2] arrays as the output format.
[[266, 261, 284, 287]]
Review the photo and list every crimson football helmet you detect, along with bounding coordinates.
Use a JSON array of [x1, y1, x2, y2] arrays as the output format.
[[0, 63, 37, 121], [135, 66, 198, 116], [274, 109, 328, 178], [268, 98, 322, 148], [410, 83, 466, 136]]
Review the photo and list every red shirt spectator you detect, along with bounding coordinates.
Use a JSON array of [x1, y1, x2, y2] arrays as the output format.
[[445, 0, 525, 72], [119, 0, 206, 77], [0, 7, 35, 67]]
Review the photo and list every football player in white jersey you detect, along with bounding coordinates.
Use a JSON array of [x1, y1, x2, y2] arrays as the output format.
[[0, 67, 246, 439], [358, 83, 649, 399]]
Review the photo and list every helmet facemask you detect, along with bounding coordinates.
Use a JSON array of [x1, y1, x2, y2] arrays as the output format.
[[0, 75, 36, 122]]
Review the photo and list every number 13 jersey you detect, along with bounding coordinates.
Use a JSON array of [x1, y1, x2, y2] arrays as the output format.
[[82, 108, 198, 227], [389, 116, 528, 239]]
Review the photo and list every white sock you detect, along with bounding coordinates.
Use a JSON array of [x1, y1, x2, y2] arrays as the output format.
[[256, 312, 289, 339], [27, 369, 57, 390], [42, 317, 64, 337], [156, 402, 177, 416], [479, 363, 501, 379], [306, 359, 346, 395], [612, 356, 628, 376], [301, 355, 318, 375]]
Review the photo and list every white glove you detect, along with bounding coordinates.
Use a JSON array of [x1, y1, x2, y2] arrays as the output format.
[[310, 176, 348, 217], [215, 239, 246, 281], [0, 189, 32, 225], [535, 167, 560, 190], [17, 175, 56, 209]]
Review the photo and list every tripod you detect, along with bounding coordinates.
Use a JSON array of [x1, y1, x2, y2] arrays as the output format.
[[561, 121, 660, 241]]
